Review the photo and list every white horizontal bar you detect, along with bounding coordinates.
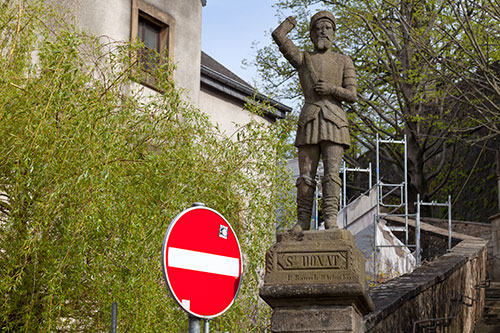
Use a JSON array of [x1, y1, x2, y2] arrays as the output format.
[[380, 139, 405, 144], [344, 168, 371, 172], [168, 247, 240, 277], [419, 202, 449, 207], [380, 183, 404, 187], [388, 226, 406, 231]]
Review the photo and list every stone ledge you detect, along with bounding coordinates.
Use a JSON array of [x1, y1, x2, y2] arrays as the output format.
[[489, 212, 500, 222], [385, 216, 482, 242], [276, 229, 356, 243], [364, 238, 488, 330], [271, 306, 363, 332], [260, 283, 375, 315]]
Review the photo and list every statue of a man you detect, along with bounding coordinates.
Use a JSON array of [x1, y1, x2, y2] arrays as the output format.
[[272, 11, 357, 232]]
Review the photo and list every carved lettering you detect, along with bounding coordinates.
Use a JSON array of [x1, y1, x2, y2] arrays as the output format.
[[277, 251, 348, 270], [285, 271, 357, 283]]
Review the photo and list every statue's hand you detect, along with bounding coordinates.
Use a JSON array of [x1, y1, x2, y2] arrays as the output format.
[[313, 79, 336, 96], [273, 16, 297, 38], [286, 16, 297, 27]]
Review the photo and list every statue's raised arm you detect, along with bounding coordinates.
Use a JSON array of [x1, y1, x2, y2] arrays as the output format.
[[271, 16, 304, 69], [272, 11, 358, 233]]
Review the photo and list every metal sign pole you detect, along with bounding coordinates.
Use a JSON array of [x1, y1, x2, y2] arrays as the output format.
[[111, 302, 117, 333], [204, 319, 210, 333], [188, 315, 202, 333]]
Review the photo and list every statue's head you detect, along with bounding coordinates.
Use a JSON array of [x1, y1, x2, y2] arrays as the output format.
[[310, 11, 336, 52]]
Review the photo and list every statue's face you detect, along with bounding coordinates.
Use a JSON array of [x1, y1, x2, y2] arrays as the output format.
[[312, 19, 334, 51]]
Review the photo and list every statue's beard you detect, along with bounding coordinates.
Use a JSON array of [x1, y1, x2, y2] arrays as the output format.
[[315, 37, 332, 51]]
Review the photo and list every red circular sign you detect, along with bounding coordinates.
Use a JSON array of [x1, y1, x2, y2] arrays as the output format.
[[161, 206, 242, 319]]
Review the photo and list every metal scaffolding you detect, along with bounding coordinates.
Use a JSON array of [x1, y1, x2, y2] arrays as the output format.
[[374, 134, 419, 271], [310, 160, 372, 230], [416, 195, 452, 264], [373, 134, 454, 271], [376, 134, 410, 242], [339, 161, 372, 228], [340, 161, 372, 210]]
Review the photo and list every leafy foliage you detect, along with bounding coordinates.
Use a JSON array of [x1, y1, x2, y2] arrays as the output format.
[[0, 1, 295, 331], [251, 0, 499, 217]]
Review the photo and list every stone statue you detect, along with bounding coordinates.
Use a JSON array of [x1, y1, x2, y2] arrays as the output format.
[[272, 11, 357, 233]]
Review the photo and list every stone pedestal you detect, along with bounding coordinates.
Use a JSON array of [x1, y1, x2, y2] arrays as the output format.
[[260, 229, 374, 333]]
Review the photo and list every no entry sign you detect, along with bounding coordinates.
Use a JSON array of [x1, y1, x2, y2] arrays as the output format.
[[161, 205, 242, 319]]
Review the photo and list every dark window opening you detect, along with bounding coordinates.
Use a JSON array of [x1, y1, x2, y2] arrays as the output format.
[[137, 14, 165, 71], [131, 0, 175, 90]]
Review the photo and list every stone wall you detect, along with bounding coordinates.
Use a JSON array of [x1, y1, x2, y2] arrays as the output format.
[[387, 216, 496, 280], [364, 237, 488, 332]]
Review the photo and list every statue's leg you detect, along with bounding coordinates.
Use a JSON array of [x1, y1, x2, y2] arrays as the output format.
[[295, 144, 320, 233], [321, 142, 344, 229]]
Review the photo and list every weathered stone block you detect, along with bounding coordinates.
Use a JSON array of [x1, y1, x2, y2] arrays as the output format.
[[263, 229, 365, 287], [260, 229, 374, 333], [271, 306, 363, 332]]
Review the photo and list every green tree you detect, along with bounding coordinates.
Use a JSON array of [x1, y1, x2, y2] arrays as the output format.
[[252, 0, 499, 215], [0, 1, 295, 331], [436, 0, 500, 140]]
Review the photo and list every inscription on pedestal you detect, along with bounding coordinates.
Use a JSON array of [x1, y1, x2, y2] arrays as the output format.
[[263, 230, 367, 286], [285, 271, 358, 283], [277, 251, 347, 270]]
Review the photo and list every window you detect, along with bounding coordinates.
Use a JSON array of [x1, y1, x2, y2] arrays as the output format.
[[137, 14, 162, 71], [131, 0, 175, 88]]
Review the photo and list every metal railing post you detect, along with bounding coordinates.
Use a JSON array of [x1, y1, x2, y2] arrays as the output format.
[[373, 214, 377, 277], [368, 162, 372, 189], [448, 195, 452, 251], [404, 135, 409, 246], [314, 178, 319, 230], [416, 194, 421, 267], [376, 134, 380, 220], [342, 160, 347, 209]]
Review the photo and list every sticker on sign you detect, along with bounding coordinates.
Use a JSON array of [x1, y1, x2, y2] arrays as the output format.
[[161, 205, 242, 319]]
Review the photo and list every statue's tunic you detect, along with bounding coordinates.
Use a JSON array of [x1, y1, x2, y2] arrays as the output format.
[[277, 39, 356, 148]]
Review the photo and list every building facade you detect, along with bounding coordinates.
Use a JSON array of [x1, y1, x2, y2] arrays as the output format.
[[49, 0, 291, 134]]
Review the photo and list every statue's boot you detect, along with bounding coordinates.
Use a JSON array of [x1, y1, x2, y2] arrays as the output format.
[[322, 174, 342, 229], [293, 175, 316, 233]]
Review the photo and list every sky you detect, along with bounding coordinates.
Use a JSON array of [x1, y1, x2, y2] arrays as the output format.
[[201, 0, 280, 87]]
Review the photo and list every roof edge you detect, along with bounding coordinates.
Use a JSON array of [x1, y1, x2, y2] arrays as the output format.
[[200, 64, 292, 119]]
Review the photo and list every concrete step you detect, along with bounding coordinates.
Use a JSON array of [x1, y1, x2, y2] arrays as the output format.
[[485, 290, 500, 298], [483, 313, 500, 320], [485, 284, 500, 296], [480, 317, 500, 325], [484, 302, 500, 312], [484, 300, 500, 304], [475, 285, 500, 332], [475, 323, 500, 332]]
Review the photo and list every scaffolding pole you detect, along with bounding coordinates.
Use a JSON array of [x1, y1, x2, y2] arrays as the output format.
[[416, 196, 452, 252], [339, 161, 372, 228], [340, 161, 372, 209], [374, 134, 411, 274], [416, 194, 421, 266]]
